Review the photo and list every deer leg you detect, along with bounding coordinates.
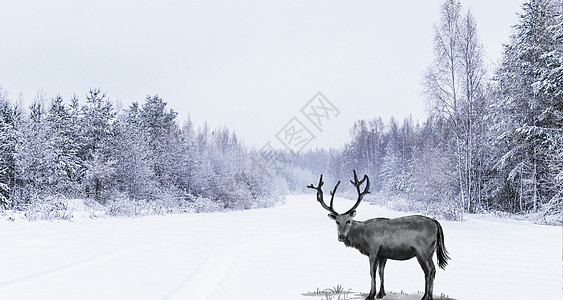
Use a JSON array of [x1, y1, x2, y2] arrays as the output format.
[[416, 253, 436, 300], [366, 254, 378, 300], [427, 258, 435, 299], [376, 258, 387, 298]]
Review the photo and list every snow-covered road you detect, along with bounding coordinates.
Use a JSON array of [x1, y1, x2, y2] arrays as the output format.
[[0, 195, 560, 299]]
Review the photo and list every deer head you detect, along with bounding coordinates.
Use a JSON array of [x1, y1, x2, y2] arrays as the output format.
[[308, 170, 370, 242]]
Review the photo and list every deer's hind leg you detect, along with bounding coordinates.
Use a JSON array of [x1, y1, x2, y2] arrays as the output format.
[[415, 252, 436, 300]]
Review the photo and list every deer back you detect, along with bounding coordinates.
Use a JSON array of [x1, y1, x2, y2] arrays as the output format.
[[344, 216, 438, 259]]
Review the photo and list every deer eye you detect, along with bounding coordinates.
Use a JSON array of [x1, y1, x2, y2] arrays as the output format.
[[346, 220, 351, 225]]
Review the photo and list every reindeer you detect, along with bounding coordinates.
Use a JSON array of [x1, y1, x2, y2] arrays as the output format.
[[308, 171, 450, 300]]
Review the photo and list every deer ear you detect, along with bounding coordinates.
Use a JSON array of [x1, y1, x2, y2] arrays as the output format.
[[328, 213, 337, 220], [349, 210, 356, 217]]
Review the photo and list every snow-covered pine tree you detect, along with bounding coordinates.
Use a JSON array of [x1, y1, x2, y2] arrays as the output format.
[[492, 0, 560, 213], [13, 98, 50, 198], [0, 89, 19, 207], [45, 95, 82, 195], [80, 89, 116, 202], [533, 1, 563, 218], [139, 95, 181, 190], [112, 102, 157, 202]]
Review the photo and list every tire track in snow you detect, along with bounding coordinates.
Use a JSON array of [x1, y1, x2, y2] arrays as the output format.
[[0, 242, 167, 290], [162, 244, 248, 300], [162, 226, 324, 300]]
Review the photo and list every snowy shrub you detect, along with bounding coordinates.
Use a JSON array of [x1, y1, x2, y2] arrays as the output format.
[[430, 199, 464, 221], [541, 195, 562, 225], [24, 195, 73, 221], [213, 176, 254, 210], [144, 189, 192, 215], [386, 196, 463, 221], [187, 196, 224, 213], [541, 212, 562, 226], [105, 192, 139, 217]]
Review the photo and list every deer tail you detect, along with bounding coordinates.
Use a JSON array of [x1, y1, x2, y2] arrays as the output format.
[[434, 219, 450, 269]]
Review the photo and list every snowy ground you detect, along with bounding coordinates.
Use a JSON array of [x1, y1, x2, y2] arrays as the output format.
[[0, 195, 560, 300]]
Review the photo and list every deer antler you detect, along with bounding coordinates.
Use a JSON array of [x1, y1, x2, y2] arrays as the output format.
[[344, 170, 370, 215], [307, 175, 340, 214]]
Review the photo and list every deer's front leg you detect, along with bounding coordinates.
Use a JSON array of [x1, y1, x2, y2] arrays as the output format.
[[366, 254, 378, 300]]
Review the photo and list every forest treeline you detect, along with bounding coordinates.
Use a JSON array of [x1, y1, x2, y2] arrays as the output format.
[[290, 0, 562, 223], [0, 0, 561, 222], [0, 90, 285, 218]]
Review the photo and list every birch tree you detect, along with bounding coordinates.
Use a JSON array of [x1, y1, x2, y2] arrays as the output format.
[[458, 9, 487, 211], [424, 0, 486, 212]]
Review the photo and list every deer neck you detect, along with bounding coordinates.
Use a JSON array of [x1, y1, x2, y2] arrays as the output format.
[[343, 221, 370, 256]]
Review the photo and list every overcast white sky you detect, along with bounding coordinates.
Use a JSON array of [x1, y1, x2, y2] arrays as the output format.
[[0, 0, 523, 150]]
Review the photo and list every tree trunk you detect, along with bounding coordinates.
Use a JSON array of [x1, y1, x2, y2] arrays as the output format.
[[533, 148, 538, 212]]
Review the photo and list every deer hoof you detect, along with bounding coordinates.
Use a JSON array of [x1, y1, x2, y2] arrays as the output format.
[[376, 291, 386, 298]]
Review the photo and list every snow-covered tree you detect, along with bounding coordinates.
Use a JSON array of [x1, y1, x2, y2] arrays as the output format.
[[112, 103, 156, 202], [380, 142, 404, 195], [84, 150, 116, 203], [138, 95, 182, 188], [0, 89, 20, 207], [424, 0, 487, 212], [80, 89, 116, 202], [81, 89, 115, 157], [491, 0, 561, 212], [534, 0, 562, 217], [379, 117, 414, 195], [346, 118, 386, 192], [44, 95, 82, 194]]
